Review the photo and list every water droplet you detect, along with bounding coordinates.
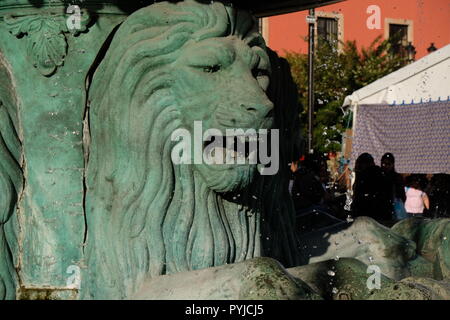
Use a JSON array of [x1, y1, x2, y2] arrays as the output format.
[[332, 287, 338, 294], [327, 270, 336, 276]]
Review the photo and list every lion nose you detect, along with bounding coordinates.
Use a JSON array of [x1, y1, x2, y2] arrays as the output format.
[[240, 101, 273, 119], [215, 100, 274, 128]]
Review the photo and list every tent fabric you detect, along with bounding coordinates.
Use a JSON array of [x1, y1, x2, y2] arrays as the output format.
[[343, 44, 450, 107], [351, 101, 450, 174]]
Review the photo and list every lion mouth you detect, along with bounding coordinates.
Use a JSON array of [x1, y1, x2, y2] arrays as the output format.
[[203, 132, 266, 165]]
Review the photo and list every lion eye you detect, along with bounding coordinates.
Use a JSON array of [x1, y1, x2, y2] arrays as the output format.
[[203, 65, 221, 73], [252, 68, 269, 78]]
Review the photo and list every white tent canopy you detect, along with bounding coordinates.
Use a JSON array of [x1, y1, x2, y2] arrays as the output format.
[[343, 44, 450, 174], [343, 44, 450, 108]]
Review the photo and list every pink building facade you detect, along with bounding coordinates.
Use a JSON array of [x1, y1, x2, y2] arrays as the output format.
[[261, 0, 450, 60]]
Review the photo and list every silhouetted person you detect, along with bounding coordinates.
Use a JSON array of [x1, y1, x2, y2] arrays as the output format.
[[291, 154, 327, 213], [380, 153, 406, 220], [351, 153, 392, 221], [427, 174, 450, 218]]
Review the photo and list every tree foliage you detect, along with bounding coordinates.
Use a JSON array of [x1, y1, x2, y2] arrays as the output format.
[[285, 36, 407, 154]]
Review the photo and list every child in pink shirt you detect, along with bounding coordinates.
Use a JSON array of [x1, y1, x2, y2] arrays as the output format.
[[404, 175, 429, 217]]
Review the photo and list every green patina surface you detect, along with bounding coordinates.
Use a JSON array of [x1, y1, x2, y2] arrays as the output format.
[[0, 0, 128, 298], [82, 0, 302, 299], [368, 277, 450, 300], [0, 0, 302, 299], [288, 258, 395, 300], [392, 218, 450, 281], [239, 257, 321, 300], [1, 1, 448, 301], [0, 49, 21, 300]]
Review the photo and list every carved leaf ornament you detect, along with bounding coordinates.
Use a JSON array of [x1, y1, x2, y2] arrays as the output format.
[[5, 11, 90, 76]]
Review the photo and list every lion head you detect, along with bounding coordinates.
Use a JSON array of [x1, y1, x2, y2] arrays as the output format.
[[83, 0, 299, 299]]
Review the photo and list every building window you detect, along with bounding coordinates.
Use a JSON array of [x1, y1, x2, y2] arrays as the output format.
[[317, 17, 338, 46], [384, 18, 414, 58], [389, 23, 409, 57], [314, 12, 344, 51]]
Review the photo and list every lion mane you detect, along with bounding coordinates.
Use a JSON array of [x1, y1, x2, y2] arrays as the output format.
[[0, 53, 21, 300], [83, 0, 302, 299]]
